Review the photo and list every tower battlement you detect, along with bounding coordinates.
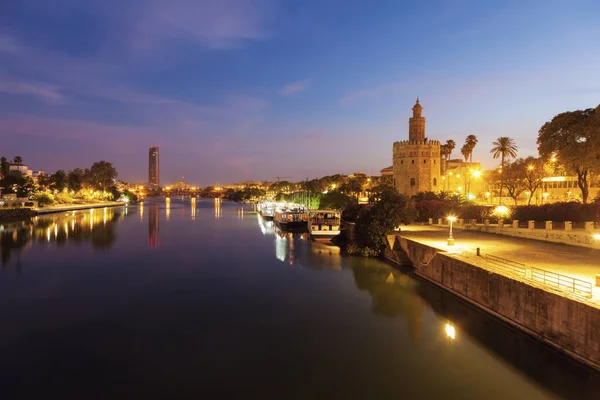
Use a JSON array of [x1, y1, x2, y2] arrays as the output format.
[[394, 139, 440, 148]]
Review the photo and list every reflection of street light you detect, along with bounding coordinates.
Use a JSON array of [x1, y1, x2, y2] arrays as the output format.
[[445, 323, 456, 340], [447, 216, 456, 246]]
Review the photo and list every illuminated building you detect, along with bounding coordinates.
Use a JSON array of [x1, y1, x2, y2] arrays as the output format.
[[148, 145, 160, 187], [393, 99, 442, 196]]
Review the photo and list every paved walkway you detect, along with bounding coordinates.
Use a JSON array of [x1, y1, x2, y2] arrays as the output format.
[[398, 225, 600, 305]]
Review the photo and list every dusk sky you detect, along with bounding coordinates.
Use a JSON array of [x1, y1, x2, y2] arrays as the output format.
[[1, 0, 600, 186]]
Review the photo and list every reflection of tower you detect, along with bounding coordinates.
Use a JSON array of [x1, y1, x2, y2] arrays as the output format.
[[148, 145, 160, 187], [148, 206, 160, 248]]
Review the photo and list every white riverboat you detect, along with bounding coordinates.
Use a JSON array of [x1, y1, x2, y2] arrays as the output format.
[[274, 203, 309, 231], [307, 210, 342, 242], [257, 201, 276, 220]]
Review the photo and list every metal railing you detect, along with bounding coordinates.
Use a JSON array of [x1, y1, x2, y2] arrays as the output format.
[[530, 267, 592, 298], [483, 254, 527, 278]]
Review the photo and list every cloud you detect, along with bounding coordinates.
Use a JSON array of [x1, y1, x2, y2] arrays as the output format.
[[0, 81, 64, 103], [0, 35, 19, 53], [278, 79, 309, 96], [339, 82, 409, 105], [129, 0, 275, 51]]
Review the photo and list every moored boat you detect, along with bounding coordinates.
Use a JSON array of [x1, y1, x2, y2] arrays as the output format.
[[274, 203, 309, 231], [257, 201, 276, 220], [308, 210, 342, 242]]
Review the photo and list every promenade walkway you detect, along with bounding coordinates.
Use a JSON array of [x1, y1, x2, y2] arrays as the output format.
[[397, 224, 600, 305]]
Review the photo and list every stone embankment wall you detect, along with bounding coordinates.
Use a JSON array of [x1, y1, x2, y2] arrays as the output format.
[[385, 234, 600, 370]]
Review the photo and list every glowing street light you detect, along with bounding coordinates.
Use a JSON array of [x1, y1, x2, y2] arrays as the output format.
[[447, 216, 457, 246], [593, 233, 600, 241]]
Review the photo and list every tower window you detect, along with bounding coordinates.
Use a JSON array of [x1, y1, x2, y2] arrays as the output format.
[[401, 160, 404, 165], [410, 178, 416, 186], [423, 160, 427, 164], [411, 160, 415, 164], [433, 178, 437, 186], [434, 160, 436, 164]]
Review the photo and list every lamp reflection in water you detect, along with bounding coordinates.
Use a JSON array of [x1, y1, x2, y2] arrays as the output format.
[[165, 197, 171, 221], [139, 201, 144, 221], [445, 323, 456, 340], [191, 197, 196, 220], [148, 206, 160, 248], [214, 198, 222, 220]]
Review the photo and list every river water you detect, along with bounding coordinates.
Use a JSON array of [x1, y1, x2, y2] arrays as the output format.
[[1, 198, 599, 399]]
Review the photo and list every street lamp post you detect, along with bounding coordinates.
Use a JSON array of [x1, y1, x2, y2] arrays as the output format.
[[447, 216, 457, 246]]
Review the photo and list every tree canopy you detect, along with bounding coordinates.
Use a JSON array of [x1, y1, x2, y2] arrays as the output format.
[[537, 107, 600, 203]]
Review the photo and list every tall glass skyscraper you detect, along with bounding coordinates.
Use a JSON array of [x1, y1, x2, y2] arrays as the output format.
[[148, 145, 160, 187]]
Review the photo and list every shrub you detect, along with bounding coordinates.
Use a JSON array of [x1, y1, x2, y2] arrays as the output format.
[[458, 205, 495, 222], [34, 192, 55, 207], [512, 202, 599, 222], [55, 191, 74, 204], [415, 200, 453, 222]]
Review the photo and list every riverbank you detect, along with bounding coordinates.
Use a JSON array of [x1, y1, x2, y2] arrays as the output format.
[[35, 201, 126, 215], [384, 225, 600, 371]]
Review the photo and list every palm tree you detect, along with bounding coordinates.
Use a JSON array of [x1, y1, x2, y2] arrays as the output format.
[[460, 144, 470, 162], [445, 140, 456, 160], [490, 137, 518, 204], [13, 156, 23, 165], [465, 135, 478, 163]]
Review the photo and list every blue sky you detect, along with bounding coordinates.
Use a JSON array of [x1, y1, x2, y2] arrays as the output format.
[[1, 0, 599, 185]]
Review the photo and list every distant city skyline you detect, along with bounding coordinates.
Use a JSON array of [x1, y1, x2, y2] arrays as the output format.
[[1, 1, 600, 186]]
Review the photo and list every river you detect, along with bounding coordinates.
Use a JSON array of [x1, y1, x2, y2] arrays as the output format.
[[1, 198, 599, 399]]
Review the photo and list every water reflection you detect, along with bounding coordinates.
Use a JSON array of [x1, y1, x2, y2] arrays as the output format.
[[148, 206, 160, 248], [214, 198, 222, 219], [165, 197, 171, 220], [0, 207, 126, 271], [257, 213, 275, 235], [191, 198, 196, 220], [352, 262, 425, 343]]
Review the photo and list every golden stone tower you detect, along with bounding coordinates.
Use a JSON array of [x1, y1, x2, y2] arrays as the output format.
[[393, 99, 441, 196]]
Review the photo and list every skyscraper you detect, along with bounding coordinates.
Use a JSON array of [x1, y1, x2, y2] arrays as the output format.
[[148, 145, 160, 187]]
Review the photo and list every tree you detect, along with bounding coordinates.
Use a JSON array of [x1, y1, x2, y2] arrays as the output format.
[[490, 136, 518, 204], [320, 192, 355, 210], [0, 157, 9, 177], [67, 168, 85, 192], [502, 160, 527, 205], [87, 161, 117, 192], [51, 170, 67, 192], [445, 139, 456, 160], [465, 135, 478, 163], [354, 188, 417, 253], [340, 177, 366, 199], [12, 156, 23, 165], [537, 107, 600, 204], [521, 157, 545, 204], [460, 143, 470, 162]]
